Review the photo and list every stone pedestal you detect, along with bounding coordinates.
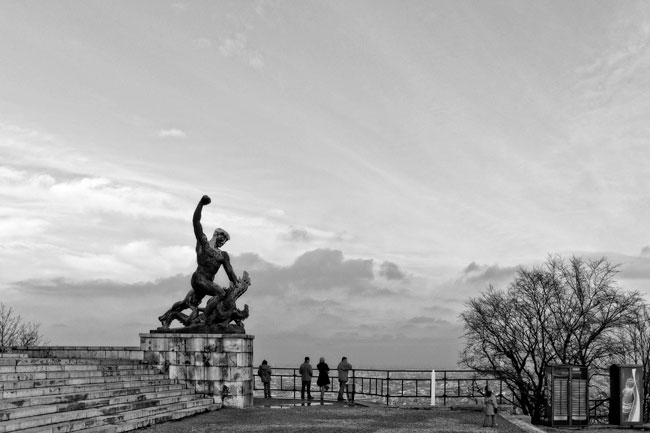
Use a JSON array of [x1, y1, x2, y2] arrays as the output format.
[[140, 333, 254, 408]]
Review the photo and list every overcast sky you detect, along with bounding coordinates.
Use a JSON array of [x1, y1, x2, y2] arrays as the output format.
[[2, 0, 650, 369]]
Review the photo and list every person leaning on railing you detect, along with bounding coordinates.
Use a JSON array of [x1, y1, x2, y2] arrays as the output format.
[[299, 357, 314, 400], [337, 356, 353, 402], [317, 357, 331, 401], [257, 360, 272, 398]]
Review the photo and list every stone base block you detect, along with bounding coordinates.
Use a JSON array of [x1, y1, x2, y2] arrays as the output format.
[[140, 333, 254, 409]]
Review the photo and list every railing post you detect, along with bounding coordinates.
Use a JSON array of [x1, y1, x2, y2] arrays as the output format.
[[386, 370, 390, 405], [443, 371, 447, 406], [499, 379, 503, 404], [431, 369, 436, 406]]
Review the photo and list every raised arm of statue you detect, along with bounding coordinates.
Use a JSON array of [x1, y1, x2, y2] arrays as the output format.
[[193, 195, 211, 242]]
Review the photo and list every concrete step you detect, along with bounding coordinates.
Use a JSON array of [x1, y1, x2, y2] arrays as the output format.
[[15, 348, 142, 363], [73, 404, 218, 433], [0, 363, 150, 373], [1, 388, 199, 422], [1, 397, 217, 433], [0, 383, 191, 410], [0, 367, 160, 383], [0, 359, 142, 367], [0, 373, 168, 392], [0, 355, 217, 433], [1, 377, 180, 400], [0, 358, 150, 373]]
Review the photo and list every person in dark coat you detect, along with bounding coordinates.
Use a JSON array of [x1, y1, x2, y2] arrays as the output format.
[[257, 360, 272, 398], [337, 356, 353, 401], [299, 356, 313, 400], [316, 357, 330, 401]]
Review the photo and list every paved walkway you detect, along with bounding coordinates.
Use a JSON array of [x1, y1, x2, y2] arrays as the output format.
[[141, 398, 538, 433]]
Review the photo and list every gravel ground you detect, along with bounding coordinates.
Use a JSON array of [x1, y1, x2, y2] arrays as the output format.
[[140, 399, 531, 433], [536, 424, 649, 433], [140, 398, 650, 433]]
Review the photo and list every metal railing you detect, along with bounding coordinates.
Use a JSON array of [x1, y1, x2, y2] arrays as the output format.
[[255, 367, 627, 425], [253, 368, 511, 406], [589, 398, 609, 424]]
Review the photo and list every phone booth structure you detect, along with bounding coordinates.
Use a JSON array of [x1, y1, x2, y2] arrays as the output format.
[[542, 364, 589, 427], [609, 364, 643, 426]]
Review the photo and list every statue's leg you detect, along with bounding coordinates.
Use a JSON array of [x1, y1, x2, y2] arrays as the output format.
[[192, 276, 226, 299], [171, 311, 190, 326]]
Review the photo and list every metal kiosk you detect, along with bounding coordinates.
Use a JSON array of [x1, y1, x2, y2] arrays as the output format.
[[541, 364, 589, 427]]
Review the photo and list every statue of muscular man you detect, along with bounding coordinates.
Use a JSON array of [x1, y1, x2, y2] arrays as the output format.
[[158, 195, 240, 329]]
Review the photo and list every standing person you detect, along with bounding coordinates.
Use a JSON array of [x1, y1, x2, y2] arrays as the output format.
[[257, 360, 272, 399], [299, 356, 313, 400], [316, 357, 330, 401], [337, 356, 353, 402], [482, 389, 498, 427]]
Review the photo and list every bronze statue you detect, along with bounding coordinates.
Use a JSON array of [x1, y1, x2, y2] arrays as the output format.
[[158, 195, 250, 333]]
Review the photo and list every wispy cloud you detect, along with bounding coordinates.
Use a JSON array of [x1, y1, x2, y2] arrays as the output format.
[[157, 128, 187, 138], [191, 37, 212, 49], [283, 226, 310, 242], [218, 33, 265, 70], [170, 3, 187, 12]]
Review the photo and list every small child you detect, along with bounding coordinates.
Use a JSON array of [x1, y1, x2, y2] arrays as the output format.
[[482, 390, 498, 427]]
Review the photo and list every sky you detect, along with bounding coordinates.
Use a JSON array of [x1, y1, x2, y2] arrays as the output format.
[[1, 0, 650, 369]]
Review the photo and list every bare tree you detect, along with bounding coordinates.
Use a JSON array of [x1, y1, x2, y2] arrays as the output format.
[[0, 303, 47, 352], [459, 255, 642, 424]]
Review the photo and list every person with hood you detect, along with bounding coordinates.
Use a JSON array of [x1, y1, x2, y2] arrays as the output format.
[[257, 360, 272, 398]]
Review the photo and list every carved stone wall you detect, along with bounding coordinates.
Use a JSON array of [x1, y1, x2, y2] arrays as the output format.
[[140, 332, 254, 408]]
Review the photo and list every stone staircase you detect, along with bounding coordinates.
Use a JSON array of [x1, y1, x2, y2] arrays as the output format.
[[0, 353, 218, 433]]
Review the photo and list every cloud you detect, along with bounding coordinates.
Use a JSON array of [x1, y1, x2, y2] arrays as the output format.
[[283, 226, 310, 242], [405, 316, 451, 326], [14, 274, 187, 300], [0, 216, 50, 239], [229, 249, 377, 299], [291, 249, 374, 289], [218, 33, 246, 57], [460, 262, 518, 285], [5, 248, 457, 367], [0, 164, 198, 286], [423, 262, 519, 320], [462, 262, 481, 274], [379, 261, 406, 280], [157, 128, 187, 138], [192, 38, 212, 49], [218, 33, 265, 70], [247, 53, 265, 70]]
